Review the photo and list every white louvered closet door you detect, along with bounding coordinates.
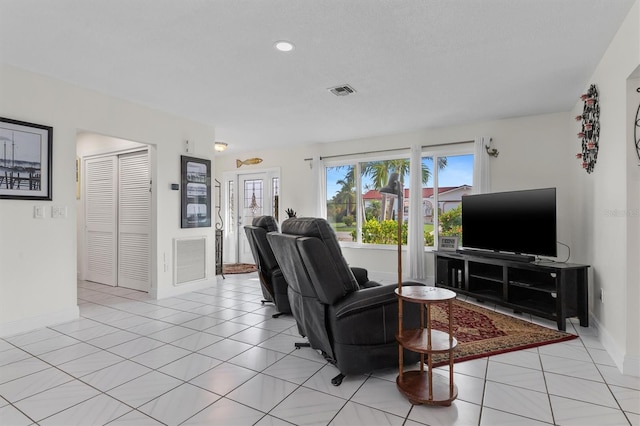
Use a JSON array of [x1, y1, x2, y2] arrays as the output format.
[[117, 151, 151, 292], [85, 156, 118, 286]]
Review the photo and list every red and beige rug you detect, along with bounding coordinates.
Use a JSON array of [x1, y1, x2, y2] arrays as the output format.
[[428, 299, 578, 366]]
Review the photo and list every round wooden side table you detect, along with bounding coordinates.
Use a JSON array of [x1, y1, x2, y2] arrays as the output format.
[[395, 286, 458, 406]]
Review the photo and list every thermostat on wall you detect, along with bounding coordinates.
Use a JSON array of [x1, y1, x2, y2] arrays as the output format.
[[171, 184, 179, 190]]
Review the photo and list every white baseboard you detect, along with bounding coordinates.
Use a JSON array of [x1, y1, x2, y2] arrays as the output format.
[[623, 355, 640, 377], [0, 306, 80, 338], [589, 313, 640, 376], [591, 314, 640, 376]]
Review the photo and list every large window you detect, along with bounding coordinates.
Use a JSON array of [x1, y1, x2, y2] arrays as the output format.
[[421, 154, 474, 247], [324, 148, 474, 248]]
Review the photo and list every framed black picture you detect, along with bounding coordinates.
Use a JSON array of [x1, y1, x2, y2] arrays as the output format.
[[181, 155, 211, 228], [0, 117, 53, 200]]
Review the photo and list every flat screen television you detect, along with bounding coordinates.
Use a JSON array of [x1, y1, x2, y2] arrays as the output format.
[[461, 187, 557, 259]]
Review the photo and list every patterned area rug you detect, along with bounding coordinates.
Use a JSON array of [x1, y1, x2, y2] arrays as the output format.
[[428, 299, 578, 366], [222, 263, 257, 274]]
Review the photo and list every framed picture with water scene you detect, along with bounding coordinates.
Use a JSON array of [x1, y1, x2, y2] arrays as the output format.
[[181, 155, 211, 228], [0, 117, 53, 200]]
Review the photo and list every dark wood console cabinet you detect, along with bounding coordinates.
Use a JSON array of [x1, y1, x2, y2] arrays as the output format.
[[434, 251, 589, 331]]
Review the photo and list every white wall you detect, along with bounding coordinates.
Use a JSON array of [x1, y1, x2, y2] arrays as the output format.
[[570, 1, 640, 375], [0, 64, 217, 336], [627, 74, 640, 375]]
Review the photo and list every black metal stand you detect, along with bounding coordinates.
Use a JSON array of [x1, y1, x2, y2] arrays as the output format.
[[215, 179, 225, 279]]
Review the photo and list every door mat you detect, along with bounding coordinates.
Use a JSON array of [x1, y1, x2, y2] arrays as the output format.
[[222, 263, 257, 274]]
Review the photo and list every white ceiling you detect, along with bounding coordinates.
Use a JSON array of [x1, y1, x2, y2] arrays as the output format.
[[0, 0, 635, 154]]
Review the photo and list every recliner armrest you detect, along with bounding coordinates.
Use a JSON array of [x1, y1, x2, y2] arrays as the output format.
[[329, 282, 424, 349], [333, 281, 424, 320], [333, 284, 395, 319], [358, 280, 381, 289], [349, 267, 369, 287], [333, 281, 423, 319]]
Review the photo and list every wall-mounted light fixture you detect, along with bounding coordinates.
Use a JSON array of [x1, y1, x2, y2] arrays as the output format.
[[485, 138, 499, 157], [214, 141, 228, 152]]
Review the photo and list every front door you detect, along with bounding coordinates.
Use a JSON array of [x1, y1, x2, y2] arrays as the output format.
[[237, 173, 267, 264]]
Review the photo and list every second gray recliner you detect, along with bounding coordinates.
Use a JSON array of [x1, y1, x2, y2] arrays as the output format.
[[244, 216, 292, 317]]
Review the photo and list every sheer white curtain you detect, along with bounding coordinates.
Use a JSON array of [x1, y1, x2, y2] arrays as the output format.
[[473, 137, 492, 194], [312, 156, 326, 217], [408, 144, 426, 281]]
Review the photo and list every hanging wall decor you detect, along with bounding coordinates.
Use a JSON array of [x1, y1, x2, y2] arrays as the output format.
[[634, 87, 640, 161], [248, 180, 260, 215], [180, 155, 212, 228], [236, 157, 263, 168], [0, 117, 53, 200], [575, 84, 600, 173]]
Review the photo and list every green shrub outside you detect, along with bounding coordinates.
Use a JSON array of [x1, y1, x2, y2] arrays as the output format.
[[342, 215, 355, 227], [439, 205, 462, 244], [353, 219, 408, 244], [345, 205, 461, 246]]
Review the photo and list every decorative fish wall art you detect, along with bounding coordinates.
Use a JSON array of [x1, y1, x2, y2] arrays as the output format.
[[236, 158, 263, 168]]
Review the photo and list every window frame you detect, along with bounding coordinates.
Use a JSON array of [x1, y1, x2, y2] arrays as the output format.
[[420, 143, 475, 250], [325, 151, 411, 247], [322, 143, 475, 251]]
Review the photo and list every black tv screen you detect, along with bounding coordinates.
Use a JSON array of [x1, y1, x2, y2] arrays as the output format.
[[461, 188, 557, 257]]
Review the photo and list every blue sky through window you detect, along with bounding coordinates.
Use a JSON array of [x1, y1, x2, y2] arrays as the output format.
[[326, 154, 473, 198]]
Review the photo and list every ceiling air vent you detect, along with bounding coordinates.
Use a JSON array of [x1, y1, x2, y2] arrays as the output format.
[[328, 84, 356, 97]]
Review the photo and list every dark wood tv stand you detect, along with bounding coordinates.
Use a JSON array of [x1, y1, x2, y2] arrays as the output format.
[[434, 251, 589, 331]]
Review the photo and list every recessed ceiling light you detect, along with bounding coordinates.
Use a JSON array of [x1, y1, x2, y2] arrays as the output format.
[[274, 40, 294, 52]]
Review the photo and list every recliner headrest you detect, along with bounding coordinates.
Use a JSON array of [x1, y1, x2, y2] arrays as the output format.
[[252, 215, 279, 232], [281, 217, 337, 241], [281, 217, 359, 294]]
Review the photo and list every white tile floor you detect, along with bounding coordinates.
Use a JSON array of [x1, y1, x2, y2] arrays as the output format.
[[1, 272, 638, 425]]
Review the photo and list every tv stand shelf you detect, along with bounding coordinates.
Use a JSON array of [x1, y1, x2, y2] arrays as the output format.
[[435, 251, 589, 331]]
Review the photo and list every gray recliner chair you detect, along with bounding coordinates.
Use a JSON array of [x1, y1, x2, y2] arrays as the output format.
[[244, 216, 292, 317], [266, 217, 422, 385]]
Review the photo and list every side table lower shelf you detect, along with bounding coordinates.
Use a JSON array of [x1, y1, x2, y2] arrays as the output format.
[[397, 371, 458, 406]]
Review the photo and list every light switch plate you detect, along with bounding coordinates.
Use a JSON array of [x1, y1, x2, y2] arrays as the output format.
[[34, 205, 45, 219], [51, 206, 67, 218]]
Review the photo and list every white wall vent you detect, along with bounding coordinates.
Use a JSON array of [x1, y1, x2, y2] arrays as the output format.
[[328, 84, 356, 96], [174, 237, 206, 285]]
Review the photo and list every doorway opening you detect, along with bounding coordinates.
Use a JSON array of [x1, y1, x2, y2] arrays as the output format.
[[77, 132, 155, 293]]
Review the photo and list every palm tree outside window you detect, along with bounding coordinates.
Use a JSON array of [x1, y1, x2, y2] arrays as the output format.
[[324, 148, 474, 248]]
